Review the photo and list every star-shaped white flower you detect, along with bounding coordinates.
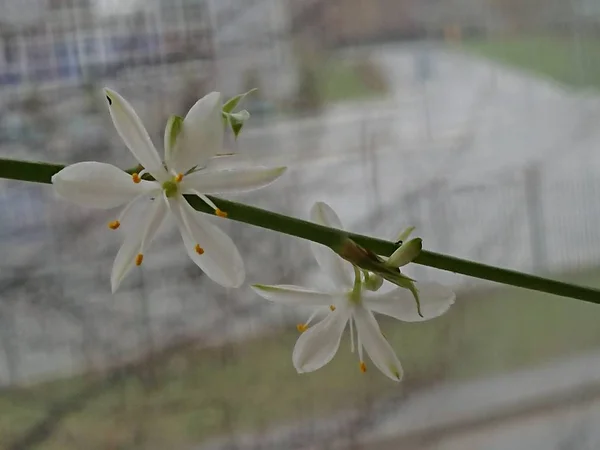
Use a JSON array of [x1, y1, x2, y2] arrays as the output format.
[[252, 202, 455, 381], [52, 88, 286, 292]]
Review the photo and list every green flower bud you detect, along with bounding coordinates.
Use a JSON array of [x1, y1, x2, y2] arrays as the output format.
[[387, 238, 422, 268], [364, 273, 384, 291]]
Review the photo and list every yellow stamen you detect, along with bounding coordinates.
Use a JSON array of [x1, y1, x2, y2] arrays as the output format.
[[195, 244, 205, 255], [215, 208, 228, 218], [297, 323, 308, 333], [360, 361, 367, 373], [132, 173, 141, 184], [135, 254, 144, 266], [175, 173, 183, 182], [329, 305, 336, 311], [108, 220, 120, 230]]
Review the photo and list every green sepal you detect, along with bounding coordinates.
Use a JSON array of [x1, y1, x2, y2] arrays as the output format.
[[335, 238, 422, 316], [222, 88, 258, 114]]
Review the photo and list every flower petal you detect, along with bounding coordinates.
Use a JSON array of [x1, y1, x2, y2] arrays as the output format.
[[353, 306, 403, 381], [310, 201, 344, 229], [168, 196, 244, 288], [181, 166, 287, 194], [366, 283, 455, 322], [292, 307, 350, 373], [104, 88, 166, 180], [310, 243, 354, 290], [52, 162, 158, 209], [170, 92, 223, 174], [251, 284, 344, 306], [110, 198, 167, 293], [308, 202, 354, 289]]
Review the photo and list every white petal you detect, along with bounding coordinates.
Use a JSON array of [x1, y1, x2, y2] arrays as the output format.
[[181, 166, 287, 194], [353, 306, 403, 381], [310, 243, 354, 290], [52, 162, 158, 209], [110, 198, 168, 293], [171, 92, 223, 174], [308, 201, 354, 289], [104, 88, 167, 180], [292, 308, 350, 373], [168, 196, 244, 288], [251, 284, 344, 306], [310, 201, 344, 229], [366, 283, 455, 322]]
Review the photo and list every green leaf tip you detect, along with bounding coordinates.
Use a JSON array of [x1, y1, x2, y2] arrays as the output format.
[[222, 88, 258, 114], [228, 111, 249, 139]]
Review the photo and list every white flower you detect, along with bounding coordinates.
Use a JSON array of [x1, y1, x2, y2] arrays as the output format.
[[252, 202, 455, 381], [52, 88, 286, 292]]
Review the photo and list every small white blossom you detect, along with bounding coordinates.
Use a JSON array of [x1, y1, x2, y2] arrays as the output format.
[[53, 88, 286, 292], [252, 202, 455, 381]]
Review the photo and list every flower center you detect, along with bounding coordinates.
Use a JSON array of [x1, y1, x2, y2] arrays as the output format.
[[161, 173, 184, 198], [162, 180, 179, 197]]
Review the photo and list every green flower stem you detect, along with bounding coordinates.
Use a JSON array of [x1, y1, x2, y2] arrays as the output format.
[[2, 158, 600, 303]]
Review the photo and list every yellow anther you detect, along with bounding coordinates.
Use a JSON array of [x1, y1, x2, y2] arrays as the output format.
[[135, 254, 144, 266], [108, 220, 120, 230], [195, 244, 205, 255], [360, 361, 367, 373], [329, 305, 336, 311], [215, 208, 228, 218], [132, 173, 141, 184], [297, 323, 308, 333], [175, 173, 184, 182]]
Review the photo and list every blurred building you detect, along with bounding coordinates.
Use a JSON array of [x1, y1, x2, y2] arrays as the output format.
[[288, 0, 422, 47]]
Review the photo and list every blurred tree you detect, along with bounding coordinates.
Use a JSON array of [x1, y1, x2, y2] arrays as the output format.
[[354, 54, 390, 94]]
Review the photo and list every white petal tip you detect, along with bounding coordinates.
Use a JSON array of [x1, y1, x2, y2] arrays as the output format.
[[250, 284, 265, 294], [206, 91, 221, 101], [104, 88, 114, 101], [251, 283, 269, 289], [250, 284, 280, 300], [268, 167, 287, 183]]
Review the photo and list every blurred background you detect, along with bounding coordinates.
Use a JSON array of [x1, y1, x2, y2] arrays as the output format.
[[2, 0, 600, 449]]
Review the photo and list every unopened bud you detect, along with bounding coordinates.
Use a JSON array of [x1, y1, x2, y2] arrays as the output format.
[[364, 273, 384, 291], [388, 238, 422, 268]]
